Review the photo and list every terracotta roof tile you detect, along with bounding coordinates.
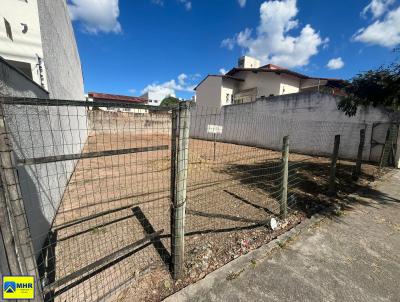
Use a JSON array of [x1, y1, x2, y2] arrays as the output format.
[[88, 92, 147, 103]]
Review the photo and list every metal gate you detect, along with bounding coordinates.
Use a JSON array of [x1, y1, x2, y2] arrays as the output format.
[[0, 97, 174, 301], [370, 122, 399, 166]]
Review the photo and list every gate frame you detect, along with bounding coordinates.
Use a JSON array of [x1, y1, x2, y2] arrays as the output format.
[[0, 97, 176, 301], [0, 101, 43, 301], [370, 122, 400, 166]]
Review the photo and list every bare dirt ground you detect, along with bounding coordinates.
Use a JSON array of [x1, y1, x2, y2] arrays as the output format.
[[47, 129, 382, 302]]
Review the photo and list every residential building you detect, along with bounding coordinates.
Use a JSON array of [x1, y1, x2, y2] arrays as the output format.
[[0, 0, 85, 100], [0, 0, 86, 259], [141, 91, 174, 106], [0, 0, 47, 89], [195, 56, 344, 108], [88, 92, 149, 114]]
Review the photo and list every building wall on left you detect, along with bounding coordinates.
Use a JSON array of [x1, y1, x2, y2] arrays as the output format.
[[0, 0, 47, 89], [37, 0, 85, 100], [0, 57, 49, 98], [1, 0, 87, 258]]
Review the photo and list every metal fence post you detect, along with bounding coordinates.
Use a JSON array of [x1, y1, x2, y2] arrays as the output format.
[[0, 103, 43, 301], [170, 101, 190, 280], [329, 135, 341, 194], [280, 136, 289, 220], [353, 129, 366, 179]]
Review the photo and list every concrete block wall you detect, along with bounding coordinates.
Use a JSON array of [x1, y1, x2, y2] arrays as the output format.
[[190, 92, 398, 163]]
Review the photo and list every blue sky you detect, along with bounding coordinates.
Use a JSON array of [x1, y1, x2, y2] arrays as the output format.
[[68, 0, 400, 99]]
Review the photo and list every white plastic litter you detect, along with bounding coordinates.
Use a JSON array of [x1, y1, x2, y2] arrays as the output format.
[[270, 218, 278, 230]]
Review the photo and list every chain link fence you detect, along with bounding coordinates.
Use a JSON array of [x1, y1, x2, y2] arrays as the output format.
[[0, 97, 391, 301]]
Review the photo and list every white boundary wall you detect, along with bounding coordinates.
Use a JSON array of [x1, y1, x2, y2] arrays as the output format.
[[191, 92, 399, 164]]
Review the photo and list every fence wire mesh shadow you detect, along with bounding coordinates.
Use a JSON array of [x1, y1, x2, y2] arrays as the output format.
[[0, 98, 386, 302]]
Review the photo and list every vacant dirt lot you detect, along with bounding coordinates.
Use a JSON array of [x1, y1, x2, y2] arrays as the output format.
[[45, 122, 381, 301]]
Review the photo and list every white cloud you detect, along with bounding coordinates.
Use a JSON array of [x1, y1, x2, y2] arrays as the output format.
[[326, 57, 344, 70], [151, 0, 191, 10], [141, 73, 197, 100], [354, 6, 400, 47], [219, 68, 227, 74], [238, 0, 247, 8], [221, 37, 236, 50], [178, 0, 192, 10], [68, 0, 121, 34], [362, 0, 395, 19], [221, 0, 327, 68], [151, 0, 164, 6], [178, 73, 188, 85]]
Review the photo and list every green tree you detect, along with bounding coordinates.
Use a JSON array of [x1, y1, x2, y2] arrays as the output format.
[[338, 62, 400, 116], [160, 96, 180, 107]]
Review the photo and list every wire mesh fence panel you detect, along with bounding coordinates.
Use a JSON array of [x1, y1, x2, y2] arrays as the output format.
[[184, 105, 373, 279], [0, 97, 386, 301], [185, 107, 290, 279], [0, 98, 173, 301]]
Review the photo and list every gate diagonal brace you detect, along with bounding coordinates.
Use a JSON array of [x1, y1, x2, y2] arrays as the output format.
[[43, 230, 164, 296], [17, 145, 169, 166]]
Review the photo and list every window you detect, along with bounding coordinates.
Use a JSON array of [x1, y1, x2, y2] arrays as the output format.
[[4, 18, 13, 41], [226, 93, 230, 103]]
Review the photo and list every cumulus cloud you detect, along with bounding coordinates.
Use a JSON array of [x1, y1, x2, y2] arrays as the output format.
[[221, 0, 327, 68], [362, 0, 395, 19], [178, 0, 192, 10], [141, 73, 197, 100], [354, 6, 400, 48], [68, 0, 121, 34], [326, 57, 344, 70], [238, 0, 247, 8], [221, 37, 236, 50], [219, 68, 227, 74]]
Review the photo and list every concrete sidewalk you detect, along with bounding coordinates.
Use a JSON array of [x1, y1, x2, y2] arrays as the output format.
[[165, 170, 400, 302]]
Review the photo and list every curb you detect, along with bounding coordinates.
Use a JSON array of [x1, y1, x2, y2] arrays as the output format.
[[163, 212, 327, 302]]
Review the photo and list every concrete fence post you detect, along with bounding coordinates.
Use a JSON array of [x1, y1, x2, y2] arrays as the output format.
[[329, 135, 341, 194], [170, 101, 190, 280], [0, 103, 43, 301], [353, 129, 366, 179], [280, 136, 289, 220]]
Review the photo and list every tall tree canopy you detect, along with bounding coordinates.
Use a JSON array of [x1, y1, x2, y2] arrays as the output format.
[[338, 62, 400, 116], [160, 96, 180, 107]]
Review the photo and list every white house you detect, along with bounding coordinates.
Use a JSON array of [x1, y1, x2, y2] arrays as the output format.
[[0, 0, 48, 89], [195, 56, 344, 108], [140, 91, 175, 107]]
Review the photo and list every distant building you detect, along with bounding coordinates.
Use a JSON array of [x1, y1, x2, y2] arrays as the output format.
[[88, 92, 149, 114], [195, 56, 345, 108], [140, 91, 177, 107]]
